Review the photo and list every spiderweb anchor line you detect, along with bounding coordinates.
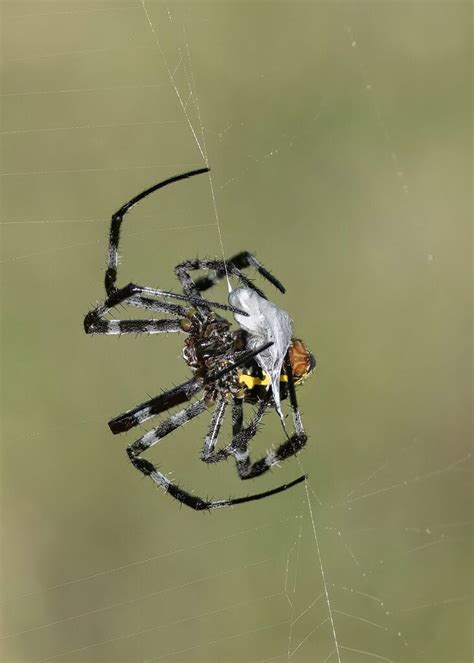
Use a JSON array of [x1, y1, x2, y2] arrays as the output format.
[[294, 456, 342, 663], [140, 0, 232, 293]]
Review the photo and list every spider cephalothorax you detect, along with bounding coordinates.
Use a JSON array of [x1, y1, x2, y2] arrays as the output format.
[[183, 316, 243, 403], [84, 167, 316, 511]]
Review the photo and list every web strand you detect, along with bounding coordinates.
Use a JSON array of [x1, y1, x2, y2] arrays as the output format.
[[140, 0, 231, 291]]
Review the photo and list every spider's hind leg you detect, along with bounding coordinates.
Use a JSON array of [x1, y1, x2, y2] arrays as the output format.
[[234, 431, 308, 480], [126, 398, 215, 511], [230, 358, 308, 481], [126, 394, 305, 511]]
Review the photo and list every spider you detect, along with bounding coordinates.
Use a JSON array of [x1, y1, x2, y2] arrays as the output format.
[[84, 167, 316, 511]]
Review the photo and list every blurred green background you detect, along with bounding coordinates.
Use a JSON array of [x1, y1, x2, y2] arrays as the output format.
[[1, 1, 472, 662]]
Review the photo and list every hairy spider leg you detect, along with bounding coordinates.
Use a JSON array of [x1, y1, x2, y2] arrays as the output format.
[[136, 286, 248, 317], [84, 284, 186, 334], [228, 358, 308, 480], [205, 341, 274, 383], [200, 397, 229, 463], [84, 283, 184, 335], [229, 398, 272, 478], [126, 394, 305, 511], [175, 259, 267, 302], [121, 343, 305, 510], [193, 251, 286, 295], [108, 341, 273, 436], [84, 282, 247, 336], [109, 378, 201, 434], [284, 353, 306, 439], [127, 399, 207, 457], [201, 389, 308, 498], [105, 167, 209, 297]]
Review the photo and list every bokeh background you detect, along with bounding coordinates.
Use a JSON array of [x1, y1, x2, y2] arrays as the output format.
[[1, 1, 472, 662]]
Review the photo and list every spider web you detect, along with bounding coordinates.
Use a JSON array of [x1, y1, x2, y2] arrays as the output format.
[[1, 2, 472, 663]]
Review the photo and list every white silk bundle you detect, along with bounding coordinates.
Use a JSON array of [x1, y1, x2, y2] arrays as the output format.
[[229, 287, 292, 418]]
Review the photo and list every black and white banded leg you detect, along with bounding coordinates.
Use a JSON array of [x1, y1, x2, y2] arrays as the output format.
[[175, 259, 268, 300], [84, 283, 185, 335], [230, 361, 308, 481], [84, 282, 247, 335], [127, 396, 305, 511], [193, 251, 286, 295], [109, 378, 201, 434], [108, 342, 272, 436], [127, 399, 206, 458]]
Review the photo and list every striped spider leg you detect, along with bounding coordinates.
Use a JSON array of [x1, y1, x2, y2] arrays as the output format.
[[117, 343, 305, 511]]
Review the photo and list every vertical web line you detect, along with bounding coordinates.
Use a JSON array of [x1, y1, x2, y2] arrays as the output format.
[[297, 458, 342, 663], [141, 0, 204, 160], [182, 25, 231, 293], [140, 0, 231, 291]]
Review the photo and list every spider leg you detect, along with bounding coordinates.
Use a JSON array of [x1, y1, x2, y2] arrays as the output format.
[[205, 341, 273, 383], [205, 474, 306, 509], [284, 352, 306, 439], [235, 430, 308, 480], [127, 399, 206, 457], [137, 286, 249, 317], [127, 394, 305, 511], [199, 343, 276, 464], [201, 397, 230, 463], [84, 283, 186, 335], [105, 167, 209, 296], [106, 326, 271, 436], [134, 457, 306, 511], [229, 399, 270, 478], [232, 356, 308, 480], [194, 251, 286, 294], [109, 378, 201, 434], [199, 395, 306, 508], [175, 259, 267, 301], [126, 399, 216, 511], [85, 282, 248, 335]]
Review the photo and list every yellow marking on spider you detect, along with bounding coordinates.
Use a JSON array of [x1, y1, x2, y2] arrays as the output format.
[[238, 372, 288, 389]]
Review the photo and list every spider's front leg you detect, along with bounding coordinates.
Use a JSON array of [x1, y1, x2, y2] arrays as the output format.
[[105, 167, 209, 297], [84, 283, 185, 335], [175, 258, 268, 301], [200, 397, 231, 463], [192, 252, 286, 295], [84, 282, 248, 335]]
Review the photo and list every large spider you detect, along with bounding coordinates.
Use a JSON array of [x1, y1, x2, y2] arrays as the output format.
[[84, 167, 316, 511]]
